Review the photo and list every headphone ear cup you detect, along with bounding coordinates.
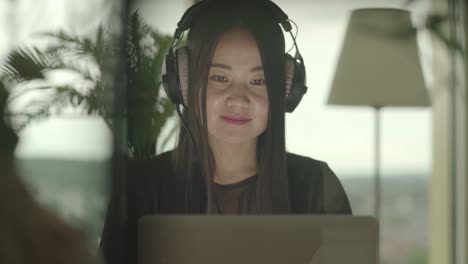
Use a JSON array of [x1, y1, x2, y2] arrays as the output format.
[[284, 54, 295, 99], [162, 50, 180, 105], [161, 46, 189, 107], [175, 46, 189, 107], [284, 53, 308, 113]]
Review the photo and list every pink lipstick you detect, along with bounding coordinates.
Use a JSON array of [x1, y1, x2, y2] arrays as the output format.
[[221, 115, 251, 125]]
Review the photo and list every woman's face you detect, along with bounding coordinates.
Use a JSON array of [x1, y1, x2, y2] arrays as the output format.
[[205, 27, 269, 145]]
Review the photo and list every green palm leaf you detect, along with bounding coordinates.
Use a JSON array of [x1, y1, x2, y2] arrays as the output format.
[[2, 10, 178, 158], [1, 48, 50, 82], [40, 30, 84, 46]]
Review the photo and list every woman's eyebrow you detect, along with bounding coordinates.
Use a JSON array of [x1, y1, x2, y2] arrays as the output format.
[[210, 63, 231, 70], [250, 66, 263, 72], [210, 64, 264, 72]]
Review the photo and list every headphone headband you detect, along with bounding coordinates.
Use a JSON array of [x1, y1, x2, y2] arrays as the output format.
[[174, 0, 293, 39], [163, 0, 308, 113], [174, 0, 210, 38]]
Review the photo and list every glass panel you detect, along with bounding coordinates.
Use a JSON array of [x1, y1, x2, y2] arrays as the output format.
[[1, 0, 123, 245]]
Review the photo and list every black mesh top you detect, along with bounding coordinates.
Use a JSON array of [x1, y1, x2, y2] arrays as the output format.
[[100, 151, 352, 264], [213, 175, 258, 214]]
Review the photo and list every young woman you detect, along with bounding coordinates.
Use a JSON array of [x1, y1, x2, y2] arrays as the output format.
[[100, 1, 352, 263]]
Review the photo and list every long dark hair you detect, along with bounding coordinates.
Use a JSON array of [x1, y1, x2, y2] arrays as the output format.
[[173, 0, 290, 214]]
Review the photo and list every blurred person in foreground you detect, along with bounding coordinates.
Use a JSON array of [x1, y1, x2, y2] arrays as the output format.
[[0, 81, 102, 264]]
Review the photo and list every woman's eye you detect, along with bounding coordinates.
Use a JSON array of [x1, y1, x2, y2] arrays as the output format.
[[210, 75, 228, 82], [250, 79, 266, 86]]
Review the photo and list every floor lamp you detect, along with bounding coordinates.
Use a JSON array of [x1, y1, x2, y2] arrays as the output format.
[[327, 8, 430, 220]]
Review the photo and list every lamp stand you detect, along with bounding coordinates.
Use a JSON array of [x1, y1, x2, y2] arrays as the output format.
[[374, 106, 382, 220]]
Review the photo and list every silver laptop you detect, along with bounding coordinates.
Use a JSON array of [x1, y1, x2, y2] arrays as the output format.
[[138, 215, 379, 264]]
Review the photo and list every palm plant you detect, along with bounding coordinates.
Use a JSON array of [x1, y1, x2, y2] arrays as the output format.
[[125, 11, 177, 158], [1, 11, 178, 159]]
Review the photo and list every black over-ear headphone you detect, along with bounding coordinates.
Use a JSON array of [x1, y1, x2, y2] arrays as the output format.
[[162, 0, 308, 113]]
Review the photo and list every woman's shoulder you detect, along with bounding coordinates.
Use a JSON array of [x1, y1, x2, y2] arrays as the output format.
[[286, 152, 323, 164], [286, 152, 327, 178], [286, 152, 352, 214], [286, 152, 331, 193], [286, 151, 342, 189], [149, 150, 174, 167], [125, 150, 175, 192]]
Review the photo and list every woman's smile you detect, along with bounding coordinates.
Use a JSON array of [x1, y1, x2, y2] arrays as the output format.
[[220, 115, 252, 125]]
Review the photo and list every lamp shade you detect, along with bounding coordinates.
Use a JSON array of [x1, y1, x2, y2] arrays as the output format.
[[328, 8, 430, 107]]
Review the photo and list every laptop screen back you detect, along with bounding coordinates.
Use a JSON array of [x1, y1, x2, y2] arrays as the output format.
[[138, 215, 379, 264]]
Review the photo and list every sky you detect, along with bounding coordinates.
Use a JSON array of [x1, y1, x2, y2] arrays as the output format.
[[1, 0, 432, 178]]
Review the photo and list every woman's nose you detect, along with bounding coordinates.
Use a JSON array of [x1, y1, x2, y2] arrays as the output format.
[[226, 82, 250, 108]]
